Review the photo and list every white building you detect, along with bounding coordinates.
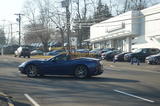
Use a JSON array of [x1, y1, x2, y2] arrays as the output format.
[[88, 4, 160, 52]]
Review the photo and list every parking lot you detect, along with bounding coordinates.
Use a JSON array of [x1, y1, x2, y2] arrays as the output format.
[[0, 55, 160, 106]]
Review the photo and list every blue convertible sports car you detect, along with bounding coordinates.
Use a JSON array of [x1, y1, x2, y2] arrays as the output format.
[[18, 53, 103, 79]]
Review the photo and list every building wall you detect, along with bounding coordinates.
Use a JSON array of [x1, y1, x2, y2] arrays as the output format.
[[90, 4, 160, 51], [90, 11, 140, 41], [132, 4, 160, 50]]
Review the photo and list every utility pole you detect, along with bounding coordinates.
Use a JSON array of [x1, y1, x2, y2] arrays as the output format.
[[62, 0, 71, 53], [14, 13, 24, 46], [1, 20, 6, 56], [10, 24, 13, 45]]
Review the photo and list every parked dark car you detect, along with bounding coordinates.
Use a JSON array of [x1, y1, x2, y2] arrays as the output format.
[[89, 49, 101, 54], [18, 53, 103, 78], [114, 52, 131, 61], [14, 47, 30, 58], [31, 50, 43, 55], [89, 49, 102, 58], [145, 53, 160, 64], [99, 48, 116, 56], [124, 48, 160, 62], [101, 50, 121, 61], [76, 49, 89, 53], [46, 49, 65, 56]]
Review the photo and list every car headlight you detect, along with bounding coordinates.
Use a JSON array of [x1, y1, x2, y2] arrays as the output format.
[[19, 62, 27, 67]]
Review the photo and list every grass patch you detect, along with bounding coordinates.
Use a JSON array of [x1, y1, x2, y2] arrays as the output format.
[[31, 55, 53, 59]]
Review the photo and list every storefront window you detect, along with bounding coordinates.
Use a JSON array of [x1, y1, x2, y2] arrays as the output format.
[[94, 43, 100, 48]]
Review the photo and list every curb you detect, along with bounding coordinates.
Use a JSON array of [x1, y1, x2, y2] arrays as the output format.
[[0, 92, 14, 106]]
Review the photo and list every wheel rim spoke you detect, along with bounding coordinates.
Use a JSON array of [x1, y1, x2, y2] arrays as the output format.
[[76, 66, 87, 78], [28, 65, 37, 77]]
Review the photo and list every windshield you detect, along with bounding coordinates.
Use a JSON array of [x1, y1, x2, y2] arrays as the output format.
[[134, 49, 142, 53]]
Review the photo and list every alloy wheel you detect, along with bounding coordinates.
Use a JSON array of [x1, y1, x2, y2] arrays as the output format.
[[75, 65, 88, 79]]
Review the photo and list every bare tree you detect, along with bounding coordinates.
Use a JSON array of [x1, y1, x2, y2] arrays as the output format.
[[114, 0, 149, 15], [49, 5, 66, 47], [73, 0, 90, 48], [0, 28, 6, 46], [23, 0, 53, 51]]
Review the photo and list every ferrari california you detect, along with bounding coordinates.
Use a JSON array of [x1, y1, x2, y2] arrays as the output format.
[[18, 53, 103, 79]]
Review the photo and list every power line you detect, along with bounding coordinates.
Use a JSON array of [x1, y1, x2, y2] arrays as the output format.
[[23, 17, 160, 32], [20, 9, 160, 32]]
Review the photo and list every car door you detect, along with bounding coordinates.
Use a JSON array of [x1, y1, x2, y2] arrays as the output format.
[[137, 49, 148, 61], [52, 59, 73, 75], [45, 54, 73, 75]]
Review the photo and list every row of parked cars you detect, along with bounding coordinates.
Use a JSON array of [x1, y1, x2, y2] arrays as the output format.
[[14, 46, 160, 65], [14, 47, 90, 58], [94, 48, 160, 65]]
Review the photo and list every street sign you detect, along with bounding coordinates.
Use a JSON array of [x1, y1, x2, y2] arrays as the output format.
[[70, 37, 77, 47]]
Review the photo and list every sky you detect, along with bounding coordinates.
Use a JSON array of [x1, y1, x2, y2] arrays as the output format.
[[0, 0, 26, 23], [0, 0, 26, 42], [0, 0, 159, 32], [0, 0, 159, 24]]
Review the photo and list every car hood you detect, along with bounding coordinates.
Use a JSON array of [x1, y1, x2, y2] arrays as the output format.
[[127, 52, 139, 56], [19, 59, 47, 67], [28, 59, 47, 63], [146, 54, 160, 59]]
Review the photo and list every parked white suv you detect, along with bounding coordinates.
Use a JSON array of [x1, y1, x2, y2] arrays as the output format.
[[14, 47, 30, 58]]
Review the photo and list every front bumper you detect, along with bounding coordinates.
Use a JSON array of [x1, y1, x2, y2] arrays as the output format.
[[18, 67, 26, 74]]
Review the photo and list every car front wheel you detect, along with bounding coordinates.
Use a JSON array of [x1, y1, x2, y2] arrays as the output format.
[[26, 65, 38, 78], [74, 65, 88, 79]]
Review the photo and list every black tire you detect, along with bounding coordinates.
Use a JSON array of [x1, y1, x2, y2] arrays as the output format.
[[74, 65, 88, 79], [39, 74, 44, 77], [26, 65, 38, 78], [28, 55, 30, 58]]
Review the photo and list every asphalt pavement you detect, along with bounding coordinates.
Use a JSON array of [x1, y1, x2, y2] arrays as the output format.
[[0, 55, 160, 106]]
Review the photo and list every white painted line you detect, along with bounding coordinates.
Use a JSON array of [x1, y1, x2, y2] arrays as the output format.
[[24, 94, 40, 106], [114, 89, 155, 103]]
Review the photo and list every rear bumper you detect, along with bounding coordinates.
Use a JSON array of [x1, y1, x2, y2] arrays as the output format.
[[92, 65, 104, 75]]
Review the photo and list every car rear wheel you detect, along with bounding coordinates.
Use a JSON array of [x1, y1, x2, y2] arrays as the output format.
[[26, 65, 38, 78], [28, 55, 30, 58], [74, 65, 88, 79]]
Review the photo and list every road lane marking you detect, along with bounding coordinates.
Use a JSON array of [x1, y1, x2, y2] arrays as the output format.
[[114, 89, 155, 103], [24, 94, 40, 106]]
